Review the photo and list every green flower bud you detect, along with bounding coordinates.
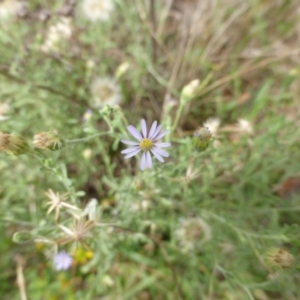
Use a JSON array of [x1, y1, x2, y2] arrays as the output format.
[[0, 132, 32, 155], [180, 79, 200, 103], [33, 131, 65, 151], [115, 62, 130, 79], [193, 127, 212, 152], [100, 105, 114, 116]]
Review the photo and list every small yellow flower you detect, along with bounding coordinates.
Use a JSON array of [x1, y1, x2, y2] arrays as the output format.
[[73, 248, 94, 264]]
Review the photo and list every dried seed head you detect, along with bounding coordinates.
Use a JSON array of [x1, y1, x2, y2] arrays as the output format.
[[33, 131, 65, 151], [0, 132, 31, 155], [90, 77, 122, 108], [203, 117, 220, 136], [264, 248, 294, 269], [81, 0, 115, 22], [175, 217, 211, 252]]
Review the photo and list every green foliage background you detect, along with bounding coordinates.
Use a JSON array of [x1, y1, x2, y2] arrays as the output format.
[[1, 0, 300, 299]]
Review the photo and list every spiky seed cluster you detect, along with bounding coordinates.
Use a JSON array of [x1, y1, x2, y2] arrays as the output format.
[[264, 248, 294, 269], [33, 131, 65, 151], [57, 218, 95, 247], [193, 127, 212, 152], [0, 132, 31, 155], [45, 189, 79, 221]]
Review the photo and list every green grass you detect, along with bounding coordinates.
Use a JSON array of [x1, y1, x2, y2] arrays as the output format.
[[1, 0, 300, 299]]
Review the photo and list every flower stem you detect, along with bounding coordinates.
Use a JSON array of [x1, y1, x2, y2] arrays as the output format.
[[171, 102, 185, 134], [66, 131, 112, 145]]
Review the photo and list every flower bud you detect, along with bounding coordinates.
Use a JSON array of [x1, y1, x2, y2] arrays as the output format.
[[180, 79, 200, 103], [100, 105, 114, 116], [33, 131, 65, 151], [82, 109, 93, 122], [175, 217, 211, 252], [0, 132, 32, 155], [264, 248, 294, 269], [82, 148, 92, 160], [115, 62, 130, 79], [193, 127, 212, 152]]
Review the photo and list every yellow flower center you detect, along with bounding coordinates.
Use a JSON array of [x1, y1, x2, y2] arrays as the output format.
[[140, 138, 153, 151]]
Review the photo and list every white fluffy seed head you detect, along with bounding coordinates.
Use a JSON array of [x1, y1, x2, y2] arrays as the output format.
[[90, 77, 122, 108], [81, 0, 115, 22]]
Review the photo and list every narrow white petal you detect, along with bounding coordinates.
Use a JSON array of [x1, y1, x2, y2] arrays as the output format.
[[151, 148, 164, 162], [124, 148, 141, 159], [121, 140, 139, 146], [148, 121, 157, 139], [121, 147, 140, 154], [152, 147, 169, 157], [58, 225, 75, 236], [141, 119, 147, 138], [150, 124, 162, 140], [127, 125, 142, 141], [154, 130, 168, 141], [154, 142, 171, 148], [146, 151, 153, 168], [140, 152, 146, 170]]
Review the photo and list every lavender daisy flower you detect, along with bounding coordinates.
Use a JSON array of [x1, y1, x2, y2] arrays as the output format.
[[121, 119, 171, 170], [53, 251, 73, 271]]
